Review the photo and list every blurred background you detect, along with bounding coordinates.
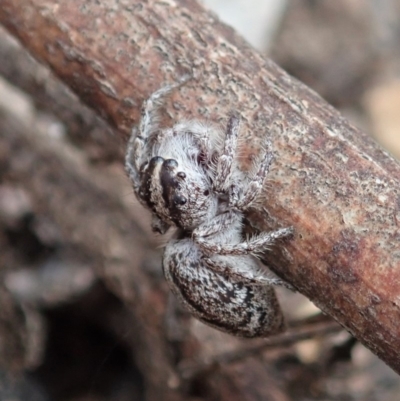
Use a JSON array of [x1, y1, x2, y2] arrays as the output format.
[[1, 0, 400, 400]]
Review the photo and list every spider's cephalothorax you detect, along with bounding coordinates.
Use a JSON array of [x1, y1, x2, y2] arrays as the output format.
[[135, 130, 219, 233], [125, 78, 293, 337]]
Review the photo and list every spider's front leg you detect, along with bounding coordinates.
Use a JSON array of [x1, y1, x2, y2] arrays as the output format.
[[233, 138, 274, 210], [212, 112, 275, 211], [213, 112, 241, 193], [125, 76, 191, 191]]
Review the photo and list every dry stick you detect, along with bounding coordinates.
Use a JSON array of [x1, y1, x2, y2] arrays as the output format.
[[0, 27, 121, 163], [1, 0, 400, 374], [179, 319, 343, 379]]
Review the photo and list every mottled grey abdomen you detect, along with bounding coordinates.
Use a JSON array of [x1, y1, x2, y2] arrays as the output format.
[[163, 239, 285, 337]]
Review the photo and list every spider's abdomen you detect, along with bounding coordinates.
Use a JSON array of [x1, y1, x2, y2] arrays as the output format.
[[163, 239, 285, 338]]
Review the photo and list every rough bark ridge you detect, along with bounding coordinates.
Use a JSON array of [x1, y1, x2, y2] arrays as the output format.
[[1, 0, 400, 374]]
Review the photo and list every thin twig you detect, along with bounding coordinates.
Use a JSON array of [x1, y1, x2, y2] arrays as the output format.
[[179, 319, 343, 379]]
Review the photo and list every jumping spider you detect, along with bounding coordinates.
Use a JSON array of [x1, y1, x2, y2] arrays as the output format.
[[125, 77, 293, 337]]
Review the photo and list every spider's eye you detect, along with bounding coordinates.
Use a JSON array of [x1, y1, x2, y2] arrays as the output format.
[[203, 190, 210, 196], [164, 159, 178, 169], [174, 194, 187, 206]]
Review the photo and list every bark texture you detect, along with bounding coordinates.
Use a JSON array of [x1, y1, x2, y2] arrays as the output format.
[[1, 0, 400, 376]]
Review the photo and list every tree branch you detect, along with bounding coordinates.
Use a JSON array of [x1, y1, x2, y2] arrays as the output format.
[[0, 26, 122, 163], [1, 0, 400, 374]]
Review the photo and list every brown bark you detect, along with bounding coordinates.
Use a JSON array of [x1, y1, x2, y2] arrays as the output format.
[[0, 26, 122, 163], [1, 0, 400, 376]]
